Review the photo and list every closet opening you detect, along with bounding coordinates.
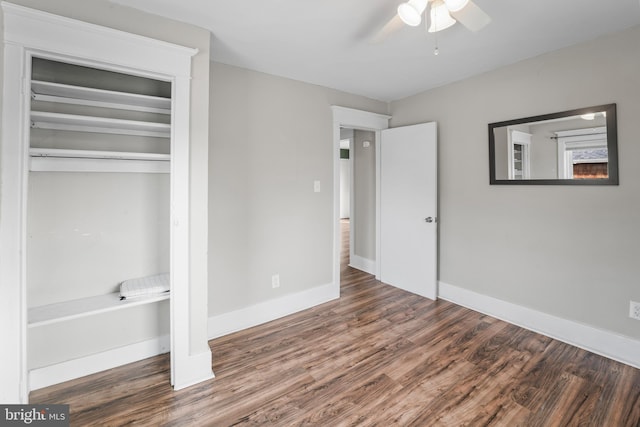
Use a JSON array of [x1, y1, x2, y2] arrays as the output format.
[[26, 56, 173, 390], [1, 4, 213, 402]]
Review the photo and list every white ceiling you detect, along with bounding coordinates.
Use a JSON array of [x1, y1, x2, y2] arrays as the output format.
[[110, 0, 640, 102]]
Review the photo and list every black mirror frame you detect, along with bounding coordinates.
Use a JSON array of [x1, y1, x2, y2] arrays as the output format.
[[488, 103, 618, 185]]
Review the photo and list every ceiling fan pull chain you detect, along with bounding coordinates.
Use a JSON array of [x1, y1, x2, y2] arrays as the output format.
[[429, 2, 440, 55], [433, 17, 440, 55], [423, 7, 440, 55]]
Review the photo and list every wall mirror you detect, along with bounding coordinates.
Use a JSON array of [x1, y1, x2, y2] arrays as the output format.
[[489, 104, 618, 185]]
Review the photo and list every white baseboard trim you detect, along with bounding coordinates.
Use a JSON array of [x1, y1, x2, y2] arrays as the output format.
[[29, 335, 170, 391], [439, 281, 640, 369], [208, 282, 338, 340], [349, 254, 376, 275]]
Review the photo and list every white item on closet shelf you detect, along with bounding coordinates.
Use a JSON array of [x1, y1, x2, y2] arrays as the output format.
[[120, 273, 170, 300]]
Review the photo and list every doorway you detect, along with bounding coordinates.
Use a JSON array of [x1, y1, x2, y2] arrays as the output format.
[[332, 106, 439, 302], [339, 127, 377, 276], [331, 106, 390, 297]]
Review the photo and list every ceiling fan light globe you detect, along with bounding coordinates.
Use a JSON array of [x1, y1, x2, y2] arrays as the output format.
[[443, 0, 470, 12], [398, 0, 428, 26], [428, 1, 457, 32], [397, 4, 421, 26]]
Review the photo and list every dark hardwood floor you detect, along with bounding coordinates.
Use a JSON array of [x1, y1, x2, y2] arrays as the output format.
[[31, 220, 640, 426]]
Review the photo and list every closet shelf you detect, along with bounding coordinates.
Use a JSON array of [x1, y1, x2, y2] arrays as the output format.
[[31, 80, 171, 115], [31, 111, 171, 138], [28, 292, 170, 328], [30, 147, 170, 161]]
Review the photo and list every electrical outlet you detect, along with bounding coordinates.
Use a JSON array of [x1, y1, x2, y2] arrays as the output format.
[[630, 301, 640, 320], [271, 274, 280, 289]]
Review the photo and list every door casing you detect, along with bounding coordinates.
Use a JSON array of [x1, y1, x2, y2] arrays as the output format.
[[331, 107, 390, 295], [331, 107, 438, 300]]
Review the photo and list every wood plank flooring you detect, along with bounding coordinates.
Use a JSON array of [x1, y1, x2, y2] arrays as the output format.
[[31, 220, 640, 426]]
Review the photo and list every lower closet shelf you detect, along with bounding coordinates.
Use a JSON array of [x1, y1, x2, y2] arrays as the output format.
[[28, 292, 170, 328]]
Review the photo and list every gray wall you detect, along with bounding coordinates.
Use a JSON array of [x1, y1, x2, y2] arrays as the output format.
[[208, 62, 387, 315], [1, 0, 211, 366], [353, 130, 376, 261], [390, 25, 640, 341], [529, 129, 557, 179]]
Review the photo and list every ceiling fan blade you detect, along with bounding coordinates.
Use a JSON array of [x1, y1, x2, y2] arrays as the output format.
[[370, 14, 404, 44], [449, 0, 491, 32]]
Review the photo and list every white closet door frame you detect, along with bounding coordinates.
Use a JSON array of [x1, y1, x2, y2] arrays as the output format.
[[0, 3, 211, 403]]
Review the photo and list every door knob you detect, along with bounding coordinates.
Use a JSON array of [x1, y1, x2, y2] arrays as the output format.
[[425, 217, 434, 223]]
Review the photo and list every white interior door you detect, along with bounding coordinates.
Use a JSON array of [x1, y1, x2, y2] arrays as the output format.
[[379, 122, 438, 299]]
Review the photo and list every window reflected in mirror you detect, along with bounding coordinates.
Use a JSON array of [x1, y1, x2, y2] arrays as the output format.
[[489, 104, 618, 185]]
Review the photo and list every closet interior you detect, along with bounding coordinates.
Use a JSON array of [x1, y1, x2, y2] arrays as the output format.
[[26, 57, 172, 376]]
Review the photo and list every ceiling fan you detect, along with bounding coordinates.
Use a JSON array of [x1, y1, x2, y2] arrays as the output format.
[[370, 0, 490, 47], [396, 0, 490, 33]]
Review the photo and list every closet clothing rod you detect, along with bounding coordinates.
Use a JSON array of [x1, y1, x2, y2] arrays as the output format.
[[30, 147, 170, 161]]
